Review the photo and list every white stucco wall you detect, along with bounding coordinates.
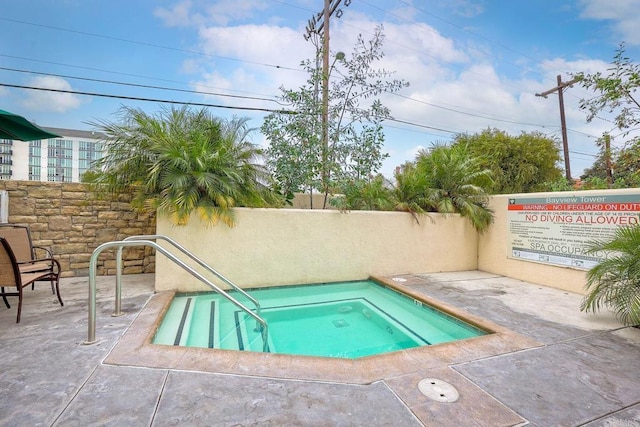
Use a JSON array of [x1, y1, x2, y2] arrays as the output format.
[[154, 189, 639, 294], [155, 208, 478, 292]]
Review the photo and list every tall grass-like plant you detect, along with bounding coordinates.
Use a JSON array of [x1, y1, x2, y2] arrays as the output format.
[[581, 225, 640, 326]]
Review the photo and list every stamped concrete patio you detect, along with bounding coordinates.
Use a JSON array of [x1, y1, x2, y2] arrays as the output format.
[[1, 271, 639, 426]]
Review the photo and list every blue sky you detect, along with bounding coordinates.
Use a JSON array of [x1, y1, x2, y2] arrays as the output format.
[[1, 0, 639, 178]]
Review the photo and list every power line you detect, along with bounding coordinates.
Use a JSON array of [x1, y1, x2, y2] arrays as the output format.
[[0, 17, 302, 72], [0, 82, 295, 114], [369, 0, 609, 120], [2, 5, 604, 138], [0, 53, 281, 100], [336, 18, 551, 103], [359, 0, 546, 82], [391, 93, 556, 128], [571, 150, 598, 157], [381, 116, 458, 134], [394, 0, 594, 96], [0, 66, 282, 104], [0, 5, 609, 158]]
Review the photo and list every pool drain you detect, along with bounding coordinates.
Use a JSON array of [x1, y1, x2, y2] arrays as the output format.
[[332, 319, 349, 328], [418, 378, 459, 403]]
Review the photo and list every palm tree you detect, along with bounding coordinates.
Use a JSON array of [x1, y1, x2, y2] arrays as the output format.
[[581, 225, 640, 326], [90, 106, 281, 226], [394, 144, 494, 232]]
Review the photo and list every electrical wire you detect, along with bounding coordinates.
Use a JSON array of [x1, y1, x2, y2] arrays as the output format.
[[0, 54, 282, 99], [358, 0, 611, 124], [359, 0, 546, 81], [0, 17, 303, 72], [1, 3, 618, 160], [0, 82, 295, 114], [0, 66, 283, 104], [391, 93, 556, 128], [2, 4, 608, 137]]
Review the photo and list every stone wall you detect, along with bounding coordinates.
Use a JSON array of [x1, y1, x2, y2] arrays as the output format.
[[0, 180, 155, 277]]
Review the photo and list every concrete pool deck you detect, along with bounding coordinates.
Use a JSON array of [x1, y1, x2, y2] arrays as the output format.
[[1, 271, 639, 426]]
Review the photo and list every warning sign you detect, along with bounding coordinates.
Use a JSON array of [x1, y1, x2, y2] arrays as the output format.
[[507, 194, 640, 270]]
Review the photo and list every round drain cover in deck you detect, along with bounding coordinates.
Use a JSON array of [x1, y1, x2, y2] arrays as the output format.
[[418, 378, 459, 403]]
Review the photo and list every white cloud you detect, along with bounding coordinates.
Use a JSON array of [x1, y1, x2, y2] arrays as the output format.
[[193, 23, 313, 97], [204, 0, 268, 26], [579, 0, 640, 45], [197, 24, 309, 66], [441, 0, 485, 18], [154, 0, 199, 27], [540, 57, 609, 77], [182, 12, 615, 177], [155, 0, 269, 27], [389, 5, 418, 22], [20, 76, 84, 113]]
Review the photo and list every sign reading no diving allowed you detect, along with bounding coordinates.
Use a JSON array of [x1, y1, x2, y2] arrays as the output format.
[[507, 194, 640, 270]]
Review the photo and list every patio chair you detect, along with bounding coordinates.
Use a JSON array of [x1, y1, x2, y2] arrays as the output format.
[[0, 224, 56, 293], [0, 237, 63, 323]]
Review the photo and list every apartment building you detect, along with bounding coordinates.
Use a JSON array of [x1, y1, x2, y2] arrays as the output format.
[[0, 127, 104, 182]]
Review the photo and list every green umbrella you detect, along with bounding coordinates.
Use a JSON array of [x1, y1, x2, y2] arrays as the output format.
[[0, 109, 61, 141]]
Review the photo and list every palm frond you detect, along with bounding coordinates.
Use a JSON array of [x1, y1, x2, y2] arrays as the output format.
[[90, 106, 281, 226], [581, 225, 640, 326]]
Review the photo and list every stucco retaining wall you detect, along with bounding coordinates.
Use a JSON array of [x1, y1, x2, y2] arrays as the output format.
[[155, 208, 478, 291]]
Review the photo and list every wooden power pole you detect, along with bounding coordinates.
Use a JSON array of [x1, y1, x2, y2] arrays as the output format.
[[536, 75, 579, 181], [603, 133, 613, 187], [304, 0, 350, 207]]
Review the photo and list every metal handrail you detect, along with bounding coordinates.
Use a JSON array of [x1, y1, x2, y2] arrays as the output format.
[[122, 235, 261, 317], [84, 240, 269, 352]]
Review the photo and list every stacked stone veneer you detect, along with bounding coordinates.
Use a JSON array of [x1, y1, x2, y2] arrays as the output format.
[[0, 181, 155, 277]]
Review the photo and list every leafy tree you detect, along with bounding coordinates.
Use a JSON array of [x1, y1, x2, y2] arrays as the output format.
[[581, 225, 640, 326], [394, 144, 494, 232], [613, 138, 640, 186], [451, 128, 563, 194], [580, 139, 614, 182], [262, 25, 408, 208], [545, 177, 574, 192], [581, 135, 640, 188], [575, 44, 640, 189], [90, 106, 281, 226], [577, 43, 640, 133]]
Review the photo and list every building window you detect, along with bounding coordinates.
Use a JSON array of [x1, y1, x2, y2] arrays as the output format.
[[47, 139, 73, 182], [0, 164, 10, 180], [78, 140, 102, 179], [0, 139, 12, 179], [29, 140, 42, 181]]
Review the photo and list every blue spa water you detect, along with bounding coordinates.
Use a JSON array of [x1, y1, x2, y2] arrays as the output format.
[[153, 280, 487, 359]]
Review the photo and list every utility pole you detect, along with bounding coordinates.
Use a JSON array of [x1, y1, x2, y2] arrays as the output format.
[[305, 0, 350, 208], [536, 75, 579, 181], [603, 133, 613, 187]]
